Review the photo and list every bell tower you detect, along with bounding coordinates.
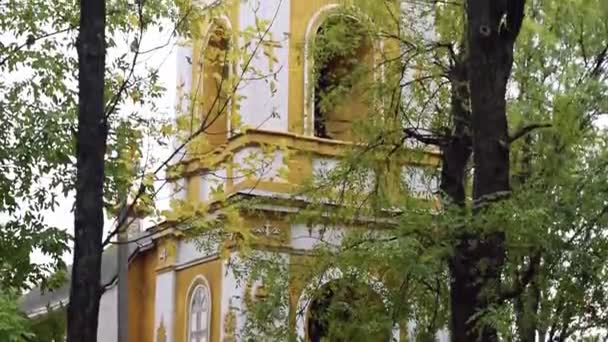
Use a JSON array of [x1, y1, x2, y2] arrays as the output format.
[[150, 1, 442, 341]]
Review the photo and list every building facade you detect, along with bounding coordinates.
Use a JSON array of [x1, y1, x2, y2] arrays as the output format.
[[23, 1, 445, 341]]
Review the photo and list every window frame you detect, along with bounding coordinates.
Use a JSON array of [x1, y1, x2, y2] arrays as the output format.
[[198, 18, 236, 143], [303, 5, 380, 139], [186, 277, 212, 342]]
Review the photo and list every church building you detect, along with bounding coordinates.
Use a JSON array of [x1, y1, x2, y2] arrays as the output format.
[[22, 1, 445, 341]]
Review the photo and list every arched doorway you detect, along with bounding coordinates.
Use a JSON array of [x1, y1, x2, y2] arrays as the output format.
[[306, 279, 392, 342]]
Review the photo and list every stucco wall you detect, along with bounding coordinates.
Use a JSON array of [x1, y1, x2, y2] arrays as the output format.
[[97, 286, 118, 342]]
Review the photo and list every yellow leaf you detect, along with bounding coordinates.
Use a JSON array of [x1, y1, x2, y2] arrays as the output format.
[[160, 123, 174, 136], [130, 88, 141, 103], [142, 173, 155, 187], [230, 112, 242, 129]]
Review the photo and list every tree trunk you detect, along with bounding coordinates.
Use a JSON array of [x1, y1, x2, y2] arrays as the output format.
[[440, 57, 471, 208], [67, 0, 107, 340], [443, 54, 478, 342], [515, 279, 540, 342], [449, 1, 526, 341], [514, 135, 541, 342]]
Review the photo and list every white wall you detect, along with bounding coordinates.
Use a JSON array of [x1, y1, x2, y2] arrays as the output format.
[[220, 254, 247, 341], [154, 271, 177, 342], [233, 147, 286, 185], [176, 42, 193, 119], [97, 287, 118, 342], [176, 237, 220, 266], [200, 168, 227, 202], [220, 251, 290, 341], [400, 1, 437, 136], [238, 0, 291, 132], [401, 1, 435, 42], [291, 223, 347, 250], [402, 165, 438, 199], [312, 157, 338, 177]]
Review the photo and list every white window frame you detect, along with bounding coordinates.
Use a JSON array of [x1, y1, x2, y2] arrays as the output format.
[[187, 278, 212, 342]]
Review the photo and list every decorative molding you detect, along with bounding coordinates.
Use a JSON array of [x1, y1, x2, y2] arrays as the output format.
[[159, 246, 168, 262], [175, 129, 441, 179], [252, 223, 281, 237], [157, 318, 167, 342], [175, 253, 221, 271], [156, 239, 178, 271]]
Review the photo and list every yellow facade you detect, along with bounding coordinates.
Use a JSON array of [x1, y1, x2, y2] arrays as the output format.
[[128, 249, 158, 342], [174, 258, 224, 342], [127, 1, 439, 341]]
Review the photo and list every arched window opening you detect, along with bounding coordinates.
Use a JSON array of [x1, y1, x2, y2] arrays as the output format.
[[202, 23, 231, 146], [188, 284, 211, 342], [313, 16, 373, 141], [307, 280, 391, 342]]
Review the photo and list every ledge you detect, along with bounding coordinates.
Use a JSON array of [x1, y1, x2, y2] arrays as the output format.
[[176, 128, 441, 176]]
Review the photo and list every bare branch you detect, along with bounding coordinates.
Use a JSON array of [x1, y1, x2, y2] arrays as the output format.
[[590, 44, 608, 78], [403, 127, 447, 146], [508, 123, 552, 144], [102, 0, 285, 247]]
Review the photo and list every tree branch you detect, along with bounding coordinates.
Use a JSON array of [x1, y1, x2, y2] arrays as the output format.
[[403, 127, 447, 147], [590, 44, 608, 78], [102, 0, 284, 247], [500, 251, 541, 302], [0, 26, 75, 67], [508, 123, 552, 143], [506, 0, 527, 40]]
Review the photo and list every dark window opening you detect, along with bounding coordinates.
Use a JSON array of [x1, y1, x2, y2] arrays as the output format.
[[313, 16, 372, 141], [307, 280, 391, 342], [202, 24, 231, 146]]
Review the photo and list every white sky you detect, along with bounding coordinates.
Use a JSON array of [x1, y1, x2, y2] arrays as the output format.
[[32, 24, 179, 265]]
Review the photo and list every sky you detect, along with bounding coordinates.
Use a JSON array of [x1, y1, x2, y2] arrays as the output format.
[[32, 24, 179, 265]]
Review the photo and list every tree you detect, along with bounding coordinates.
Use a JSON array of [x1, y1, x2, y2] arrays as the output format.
[[237, 0, 608, 341], [64, 0, 286, 339], [1, 0, 278, 340], [449, 1, 526, 340], [0, 0, 75, 293], [29, 307, 66, 342], [0, 291, 32, 342], [66, 0, 107, 339], [0, 0, 176, 294]]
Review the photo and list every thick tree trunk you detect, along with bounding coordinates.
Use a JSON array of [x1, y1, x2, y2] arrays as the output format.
[[67, 0, 107, 341], [440, 57, 471, 208], [443, 56, 477, 342], [437, 49, 478, 342], [449, 1, 525, 341]]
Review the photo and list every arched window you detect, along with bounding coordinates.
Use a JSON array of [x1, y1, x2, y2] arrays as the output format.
[[312, 15, 373, 141], [307, 279, 391, 342], [188, 284, 211, 342], [201, 22, 232, 146]]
